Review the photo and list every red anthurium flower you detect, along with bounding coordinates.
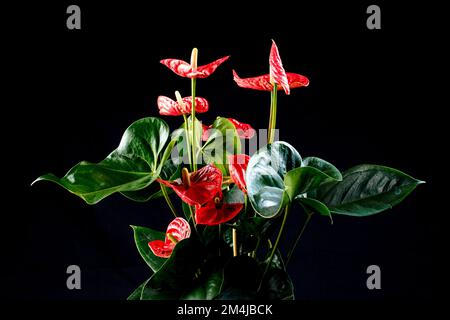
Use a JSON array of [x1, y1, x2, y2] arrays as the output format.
[[227, 118, 256, 139], [228, 154, 250, 193], [148, 217, 191, 258], [160, 50, 230, 79], [158, 165, 222, 207], [269, 40, 290, 94], [232, 41, 309, 93], [157, 95, 209, 116], [196, 193, 244, 226], [201, 118, 255, 141], [233, 71, 309, 93]]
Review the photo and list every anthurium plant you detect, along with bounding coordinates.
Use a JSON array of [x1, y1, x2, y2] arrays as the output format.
[[33, 41, 424, 300]]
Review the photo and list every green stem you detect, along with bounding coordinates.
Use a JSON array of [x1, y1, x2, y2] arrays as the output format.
[[159, 182, 178, 218], [191, 78, 197, 171], [259, 204, 290, 291], [268, 84, 278, 144], [182, 114, 193, 171], [267, 91, 273, 142], [188, 205, 198, 233], [285, 212, 313, 266]]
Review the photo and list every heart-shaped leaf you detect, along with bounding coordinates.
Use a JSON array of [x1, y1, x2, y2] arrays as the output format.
[[131, 225, 166, 273], [181, 270, 224, 300], [246, 141, 302, 218], [313, 164, 424, 216], [296, 197, 332, 223], [302, 157, 342, 181], [201, 117, 242, 174], [143, 238, 205, 294], [127, 278, 149, 300], [284, 157, 342, 201], [32, 117, 170, 204]]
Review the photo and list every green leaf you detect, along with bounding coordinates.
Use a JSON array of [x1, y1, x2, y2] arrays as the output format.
[[182, 270, 224, 300], [259, 252, 294, 300], [246, 141, 302, 218], [259, 268, 295, 300], [302, 157, 342, 181], [284, 157, 342, 201], [313, 164, 424, 216], [296, 197, 332, 223], [201, 117, 241, 174], [32, 117, 170, 204], [131, 225, 166, 273], [127, 278, 149, 300], [141, 284, 180, 300], [143, 238, 205, 294], [121, 156, 180, 202], [284, 166, 335, 201]]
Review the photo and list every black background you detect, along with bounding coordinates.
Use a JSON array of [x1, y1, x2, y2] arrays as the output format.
[[3, 1, 442, 303]]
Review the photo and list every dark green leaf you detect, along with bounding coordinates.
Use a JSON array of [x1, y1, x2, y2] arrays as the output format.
[[201, 117, 241, 174], [182, 270, 224, 300], [145, 238, 205, 291], [32, 117, 170, 204], [302, 157, 342, 181], [246, 141, 302, 218], [127, 278, 149, 300], [131, 225, 166, 273], [296, 197, 332, 223], [259, 252, 294, 300], [121, 156, 180, 202], [314, 164, 424, 216], [284, 166, 334, 201]]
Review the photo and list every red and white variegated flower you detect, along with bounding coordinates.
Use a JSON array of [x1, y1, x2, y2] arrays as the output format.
[[148, 217, 191, 258], [233, 40, 309, 93], [160, 56, 230, 79], [202, 118, 255, 141], [269, 40, 290, 94], [157, 95, 209, 116]]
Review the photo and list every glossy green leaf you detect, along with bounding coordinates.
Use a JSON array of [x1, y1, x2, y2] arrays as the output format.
[[284, 166, 335, 201], [32, 117, 170, 204], [127, 278, 149, 300], [121, 157, 180, 202], [246, 141, 302, 218], [302, 157, 342, 181], [296, 197, 332, 223], [144, 238, 205, 292], [260, 268, 295, 300], [182, 270, 224, 300], [131, 225, 166, 273], [313, 164, 424, 216], [201, 117, 241, 174], [259, 252, 294, 300]]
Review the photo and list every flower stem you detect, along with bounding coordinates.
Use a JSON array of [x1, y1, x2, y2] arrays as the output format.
[[258, 204, 289, 291], [159, 182, 177, 218], [191, 78, 197, 171], [268, 84, 278, 144], [188, 205, 198, 233], [285, 212, 313, 266], [182, 114, 193, 171], [232, 226, 238, 257]]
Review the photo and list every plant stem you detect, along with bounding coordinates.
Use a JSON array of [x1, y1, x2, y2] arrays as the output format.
[[188, 205, 198, 234], [268, 84, 278, 144], [258, 204, 290, 291], [182, 114, 193, 171], [285, 212, 313, 266], [159, 182, 178, 218], [232, 227, 238, 257], [191, 78, 197, 171]]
